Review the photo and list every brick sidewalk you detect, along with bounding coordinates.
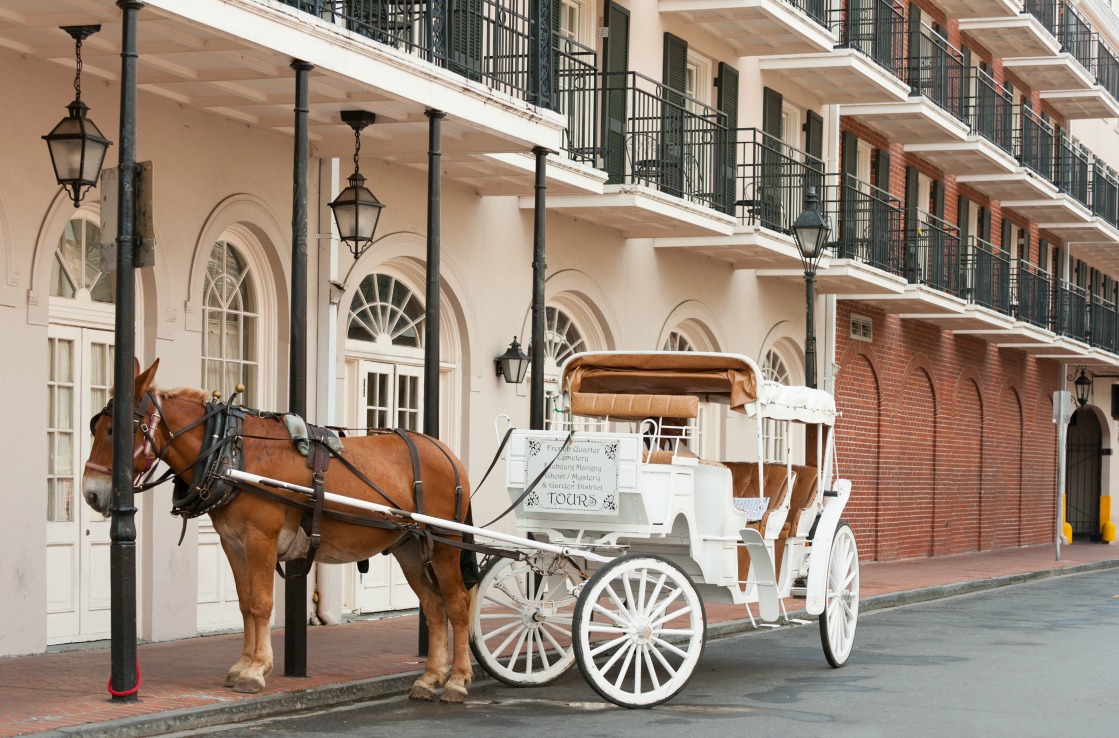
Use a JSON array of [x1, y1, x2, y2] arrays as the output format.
[[1, 543, 1115, 737]]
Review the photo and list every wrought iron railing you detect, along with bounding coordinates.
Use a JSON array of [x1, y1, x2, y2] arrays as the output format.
[[1016, 261, 1053, 328], [971, 237, 1013, 315], [1099, 39, 1119, 103], [278, 1, 562, 109], [1056, 132, 1091, 207], [831, 0, 906, 78], [1017, 105, 1055, 183], [1090, 294, 1119, 352], [1056, 280, 1089, 341], [1061, 0, 1096, 74], [1025, 0, 1059, 38], [827, 173, 905, 275], [1092, 160, 1119, 227], [970, 67, 1014, 154], [734, 129, 826, 232], [601, 71, 728, 209], [909, 30, 968, 121], [555, 33, 599, 164], [906, 210, 966, 297], [783, 0, 830, 27]]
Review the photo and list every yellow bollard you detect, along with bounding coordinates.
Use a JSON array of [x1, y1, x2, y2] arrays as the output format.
[[1102, 496, 1116, 543]]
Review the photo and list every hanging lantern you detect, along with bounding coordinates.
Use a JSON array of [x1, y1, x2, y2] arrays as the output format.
[[329, 111, 384, 259]]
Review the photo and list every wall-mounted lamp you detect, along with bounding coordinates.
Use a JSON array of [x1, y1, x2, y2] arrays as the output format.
[[495, 337, 530, 384], [329, 110, 384, 259], [43, 25, 112, 208], [1072, 366, 1092, 407]]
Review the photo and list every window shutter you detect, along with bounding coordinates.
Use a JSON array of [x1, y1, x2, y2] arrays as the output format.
[[905, 166, 920, 281], [716, 61, 739, 215], [838, 131, 859, 256], [804, 109, 824, 204], [661, 32, 689, 197], [601, 1, 631, 184], [450, 0, 483, 81], [663, 33, 688, 94], [957, 195, 970, 243], [874, 147, 891, 191], [907, 5, 923, 91], [762, 87, 783, 141], [979, 207, 991, 242]]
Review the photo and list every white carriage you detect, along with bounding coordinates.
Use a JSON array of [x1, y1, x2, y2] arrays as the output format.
[[468, 351, 860, 707]]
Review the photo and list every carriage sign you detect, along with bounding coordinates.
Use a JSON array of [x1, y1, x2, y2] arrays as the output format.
[[522, 437, 620, 515]]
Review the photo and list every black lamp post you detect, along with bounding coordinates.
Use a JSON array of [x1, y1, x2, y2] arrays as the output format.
[[496, 337, 530, 384], [43, 25, 113, 208], [329, 110, 384, 259], [791, 188, 832, 389], [1073, 366, 1092, 407]]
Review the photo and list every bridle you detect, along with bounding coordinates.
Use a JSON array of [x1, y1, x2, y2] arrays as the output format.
[[84, 391, 163, 483]]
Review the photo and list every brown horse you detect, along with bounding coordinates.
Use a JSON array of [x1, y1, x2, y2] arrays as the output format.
[[81, 359, 477, 701]]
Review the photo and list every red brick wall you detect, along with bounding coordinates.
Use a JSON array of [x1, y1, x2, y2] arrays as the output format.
[[834, 303, 1060, 562]]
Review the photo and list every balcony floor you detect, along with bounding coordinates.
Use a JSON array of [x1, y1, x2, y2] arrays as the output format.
[[1040, 88, 1119, 120], [1001, 55, 1096, 92], [957, 16, 1060, 59], [904, 137, 1018, 176], [658, 0, 836, 56], [1001, 195, 1093, 224], [651, 226, 804, 269], [1037, 217, 1119, 245], [533, 186, 736, 238], [843, 99, 969, 145], [957, 169, 1059, 202], [932, 0, 1020, 19], [760, 50, 910, 105]]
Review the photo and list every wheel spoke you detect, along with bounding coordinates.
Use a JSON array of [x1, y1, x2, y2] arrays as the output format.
[[480, 620, 520, 643], [540, 623, 567, 653], [644, 573, 667, 619], [589, 632, 631, 658], [651, 604, 693, 629], [540, 621, 572, 638], [650, 636, 690, 659], [479, 612, 521, 620], [605, 583, 631, 618], [493, 623, 525, 657], [648, 639, 679, 678], [642, 646, 662, 691], [591, 601, 630, 627], [612, 642, 638, 690], [505, 628, 529, 670]]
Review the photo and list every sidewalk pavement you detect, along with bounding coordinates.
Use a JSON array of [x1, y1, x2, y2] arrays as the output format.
[[3, 543, 1116, 738]]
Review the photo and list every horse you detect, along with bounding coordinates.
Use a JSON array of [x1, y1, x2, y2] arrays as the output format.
[[81, 359, 477, 702]]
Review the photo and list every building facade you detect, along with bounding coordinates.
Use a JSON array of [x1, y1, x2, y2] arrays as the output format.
[[0, 0, 1115, 658]]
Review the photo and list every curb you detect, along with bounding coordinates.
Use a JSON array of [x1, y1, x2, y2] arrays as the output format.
[[45, 558, 1119, 737]]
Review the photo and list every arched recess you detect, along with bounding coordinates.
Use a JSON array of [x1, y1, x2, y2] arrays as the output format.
[[995, 385, 1024, 549], [897, 356, 938, 559], [947, 372, 984, 556], [185, 194, 290, 407], [758, 320, 806, 387], [836, 342, 883, 560], [657, 300, 726, 352], [528, 268, 618, 354], [338, 230, 473, 456], [1067, 403, 1106, 542]]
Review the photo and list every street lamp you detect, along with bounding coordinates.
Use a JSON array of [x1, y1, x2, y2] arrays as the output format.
[[329, 110, 384, 259], [43, 25, 112, 208], [1072, 366, 1092, 407], [791, 187, 832, 389], [495, 337, 530, 384]]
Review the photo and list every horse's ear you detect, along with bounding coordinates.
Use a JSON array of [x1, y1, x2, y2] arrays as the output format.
[[135, 358, 160, 398]]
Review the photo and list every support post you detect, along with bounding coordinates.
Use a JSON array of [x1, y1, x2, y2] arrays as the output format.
[[284, 58, 313, 678], [530, 148, 549, 430], [419, 108, 445, 657], [804, 269, 817, 390], [108, 0, 144, 702]]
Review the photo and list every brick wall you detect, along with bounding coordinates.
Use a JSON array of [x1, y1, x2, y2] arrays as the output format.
[[834, 303, 1060, 562]]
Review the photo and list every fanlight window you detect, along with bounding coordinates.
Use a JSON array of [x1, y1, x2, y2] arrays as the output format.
[[202, 241, 258, 404], [50, 217, 115, 303], [662, 331, 694, 352], [762, 350, 790, 463], [543, 306, 585, 378], [348, 274, 425, 348]]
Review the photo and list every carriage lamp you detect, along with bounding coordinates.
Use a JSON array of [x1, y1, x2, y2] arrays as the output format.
[[1073, 366, 1093, 407], [792, 188, 832, 389], [329, 110, 384, 259], [43, 25, 113, 209], [495, 337, 530, 384]]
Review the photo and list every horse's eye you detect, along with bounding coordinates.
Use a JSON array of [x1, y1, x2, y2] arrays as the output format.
[[107, 424, 113, 438]]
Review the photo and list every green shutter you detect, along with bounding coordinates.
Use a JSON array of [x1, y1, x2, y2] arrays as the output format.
[[871, 146, 891, 268], [759, 87, 784, 226], [978, 206, 991, 242], [804, 109, 824, 214], [874, 147, 891, 191], [601, 1, 630, 185], [716, 61, 739, 215], [661, 33, 688, 198], [905, 166, 919, 282], [907, 4, 922, 93], [762, 87, 783, 141], [450, 0, 483, 82], [839, 131, 859, 257], [957, 195, 970, 243]]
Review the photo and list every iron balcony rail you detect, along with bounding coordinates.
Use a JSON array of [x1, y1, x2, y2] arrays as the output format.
[[1092, 160, 1119, 227], [1017, 104, 1055, 183], [970, 67, 1014, 154], [828, 173, 905, 276], [906, 210, 966, 298], [831, 0, 907, 78], [1015, 261, 1053, 329], [1056, 280, 1089, 342], [970, 237, 1013, 315], [1090, 294, 1119, 353], [909, 30, 968, 121], [1056, 132, 1091, 208], [734, 129, 826, 232], [601, 71, 728, 209], [1061, 0, 1096, 75], [279, 0, 562, 109], [781, 0, 830, 27], [1025, 0, 1059, 38], [555, 33, 599, 164]]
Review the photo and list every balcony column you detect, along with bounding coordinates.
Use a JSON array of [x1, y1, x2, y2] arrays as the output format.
[[530, 147, 549, 430]]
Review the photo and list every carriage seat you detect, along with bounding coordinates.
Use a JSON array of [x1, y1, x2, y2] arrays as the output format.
[[726, 462, 797, 585], [570, 392, 698, 421]]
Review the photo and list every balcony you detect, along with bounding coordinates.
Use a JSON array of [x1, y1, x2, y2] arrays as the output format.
[[903, 68, 1018, 176], [844, 30, 970, 144], [760, 0, 910, 105], [543, 72, 735, 237], [933, 0, 1020, 19], [957, 262, 1060, 351], [959, 105, 1058, 201], [654, 129, 826, 268], [658, 0, 835, 56], [958, 15, 1060, 61]]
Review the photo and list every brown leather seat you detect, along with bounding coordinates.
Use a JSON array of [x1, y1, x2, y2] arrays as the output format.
[[772, 466, 819, 584], [727, 462, 796, 583]]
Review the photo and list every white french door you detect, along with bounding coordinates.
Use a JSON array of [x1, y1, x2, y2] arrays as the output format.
[[346, 359, 423, 614], [46, 326, 115, 643]]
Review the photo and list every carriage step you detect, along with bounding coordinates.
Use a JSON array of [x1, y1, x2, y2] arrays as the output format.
[[739, 527, 779, 621]]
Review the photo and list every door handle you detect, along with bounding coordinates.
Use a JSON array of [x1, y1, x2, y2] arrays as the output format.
[[85, 529, 90, 536]]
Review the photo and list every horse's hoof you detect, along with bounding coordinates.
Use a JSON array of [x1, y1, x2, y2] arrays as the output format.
[[440, 684, 468, 703], [232, 676, 266, 694], [409, 683, 437, 701]]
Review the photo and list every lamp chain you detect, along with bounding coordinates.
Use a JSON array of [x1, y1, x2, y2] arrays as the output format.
[[353, 126, 361, 174], [74, 36, 83, 102]]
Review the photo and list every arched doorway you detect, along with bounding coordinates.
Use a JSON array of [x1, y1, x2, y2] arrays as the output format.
[[1067, 407, 1102, 541]]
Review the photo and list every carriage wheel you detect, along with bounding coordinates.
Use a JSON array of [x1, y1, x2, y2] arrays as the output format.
[[469, 552, 582, 686], [573, 554, 705, 708], [819, 522, 860, 668]]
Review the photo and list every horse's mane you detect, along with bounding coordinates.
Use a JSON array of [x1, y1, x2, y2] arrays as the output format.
[[159, 386, 210, 404]]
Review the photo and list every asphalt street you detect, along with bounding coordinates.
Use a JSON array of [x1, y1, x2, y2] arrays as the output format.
[[172, 568, 1119, 738]]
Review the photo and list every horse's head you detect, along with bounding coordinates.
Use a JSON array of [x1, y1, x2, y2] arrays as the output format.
[[82, 358, 161, 514]]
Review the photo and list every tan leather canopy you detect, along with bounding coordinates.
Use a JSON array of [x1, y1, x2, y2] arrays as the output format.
[[562, 352, 760, 414]]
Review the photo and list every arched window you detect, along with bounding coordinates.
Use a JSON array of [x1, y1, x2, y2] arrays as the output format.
[[762, 349, 790, 462], [662, 330, 694, 352], [50, 217, 115, 303], [544, 306, 586, 379], [348, 273, 425, 348], [202, 241, 257, 404]]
